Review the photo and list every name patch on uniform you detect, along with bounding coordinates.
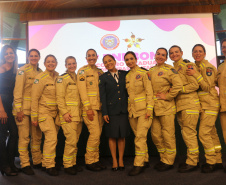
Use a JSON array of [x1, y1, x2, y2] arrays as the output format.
[[79, 75, 85, 81], [148, 73, 151, 81], [206, 67, 213, 76], [158, 72, 163, 76], [79, 70, 84, 75], [57, 78, 63, 83], [34, 79, 39, 84], [136, 74, 141, 79], [18, 70, 24, 75], [171, 68, 178, 74]]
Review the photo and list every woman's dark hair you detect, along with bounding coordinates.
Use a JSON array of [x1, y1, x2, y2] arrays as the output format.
[[0, 45, 18, 74], [192, 44, 206, 53], [124, 51, 137, 60], [44, 54, 57, 64], [169, 45, 182, 52], [28, 49, 40, 57], [102, 54, 116, 62], [221, 38, 226, 47], [65, 56, 76, 65], [156, 47, 168, 57], [86, 49, 97, 57]]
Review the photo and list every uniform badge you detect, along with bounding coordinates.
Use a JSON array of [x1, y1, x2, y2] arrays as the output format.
[[178, 67, 182, 71], [34, 79, 39, 84], [136, 74, 141, 80], [90, 82, 93, 85], [147, 73, 151, 81], [187, 65, 193, 70], [79, 70, 84, 75], [18, 70, 24, 75], [206, 67, 213, 76], [57, 78, 63, 83], [171, 68, 178, 74], [79, 75, 85, 81], [158, 72, 163, 76]]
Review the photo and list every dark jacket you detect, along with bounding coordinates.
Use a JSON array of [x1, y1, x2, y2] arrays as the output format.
[[99, 70, 128, 116]]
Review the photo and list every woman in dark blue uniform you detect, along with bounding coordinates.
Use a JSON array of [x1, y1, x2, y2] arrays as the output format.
[[0, 45, 19, 176], [99, 54, 130, 171]]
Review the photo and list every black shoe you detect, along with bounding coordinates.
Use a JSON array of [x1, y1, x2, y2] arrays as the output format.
[[73, 165, 83, 172], [33, 163, 42, 169], [144, 162, 150, 168], [94, 161, 107, 170], [64, 167, 77, 175], [1, 167, 18, 176], [112, 167, 118, 171], [215, 163, 224, 170], [22, 166, 35, 175], [119, 166, 125, 171], [154, 161, 164, 169], [46, 167, 59, 176], [128, 166, 144, 176], [201, 163, 215, 173], [156, 162, 173, 172], [86, 163, 102, 171], [178, 163, 198, 173], [10, 163, 21, 173]]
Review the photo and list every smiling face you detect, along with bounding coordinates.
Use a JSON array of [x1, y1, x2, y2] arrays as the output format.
[[169, 47, 183, 62], [4, 48, 15, 64], [222, 41, 226, 57], [155, 49, 167, 66], [86, 49, 98, 66], [103, 55, 116, 71], [124, 53, 137, 69], [66, 58, 77, 73], [192, 46, 206, 62], [28, 51, 40, 66], [44, 56, 57, 72]]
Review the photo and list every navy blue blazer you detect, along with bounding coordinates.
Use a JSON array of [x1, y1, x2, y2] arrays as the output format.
[[99, 70, 128, 116]]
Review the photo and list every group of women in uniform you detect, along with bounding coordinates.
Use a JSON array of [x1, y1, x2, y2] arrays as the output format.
[[0, 40, 226, 177]]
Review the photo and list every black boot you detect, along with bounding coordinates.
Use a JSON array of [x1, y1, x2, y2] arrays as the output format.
[[178, 163, 198, 173], [64, 167, 77, 175], [128, 166, 144, 176], [156, 162, 173, 172], [22, 166, 35, 175], [201, 163, 215, 173], [73, 165, 83, 172], [94, 161, 107, 170], [10, 163, 21, 173], [86, 163, 102, 171], [1, 166, 18, 176], [46, 167, 59, 176]]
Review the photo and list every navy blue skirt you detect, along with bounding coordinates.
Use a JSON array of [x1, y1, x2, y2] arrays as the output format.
[[104, 113, 130, 138]]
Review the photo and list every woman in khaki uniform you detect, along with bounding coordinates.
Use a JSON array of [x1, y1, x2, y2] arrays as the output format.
[[56, 56, 83, 175], [169, 45, 200, 173], [13, 49, 43, 175], [77, 49, 106, 171], [217, 39, 226, 145], [187, 44, 222, 173], [124, 51, 154, 176], [148, 48, 183, 172], [31, 55, 59, 176]]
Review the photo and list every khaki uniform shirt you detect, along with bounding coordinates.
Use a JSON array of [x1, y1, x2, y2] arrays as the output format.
[[193, 59, 219, 111], [13, 64, 42, 115], [217, 60, 226, 112], [31, 70, 59, 122], [173, 59, 200, 112], [56, 71, 82, 122], [77, 65, 104, 111], [126, 65, 154, 118], [148, 63, 183, 116]]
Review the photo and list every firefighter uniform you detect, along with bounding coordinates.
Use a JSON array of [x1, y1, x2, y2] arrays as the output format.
[[148, 63, 183, 165], [13, 64, 43, 168], [192, 59, 222, 165], [217, 60, 226, 143], [77, 65, 104, 165], [56, 71, 82, 168], [126, 65, 154, 167], [173, 59, 200, 166], [31, 70, 59, 169]]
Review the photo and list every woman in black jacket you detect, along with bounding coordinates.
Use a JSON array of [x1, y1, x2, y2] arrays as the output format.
[[99, 54, 130, 171]]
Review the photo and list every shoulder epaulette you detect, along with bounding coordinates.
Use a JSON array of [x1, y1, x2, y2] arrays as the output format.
[[62, 73, 70, 79], [183, 59, 191, 63], [40, 73, 49, 80], [140, 67, 148, 71], [61, 73, 67, 76]]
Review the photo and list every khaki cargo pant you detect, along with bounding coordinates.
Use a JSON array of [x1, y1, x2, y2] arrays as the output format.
[[199, 110, 222, 164], [220, 112, 226, 144], [83, 110, 103, 164], [16, 115, 42, 168], [177, 110, 199, 166], [129, 114, 152, 167], [38, 114, 59, 169], [61, 121, 82, 168], [151, 114, 176, 165]]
